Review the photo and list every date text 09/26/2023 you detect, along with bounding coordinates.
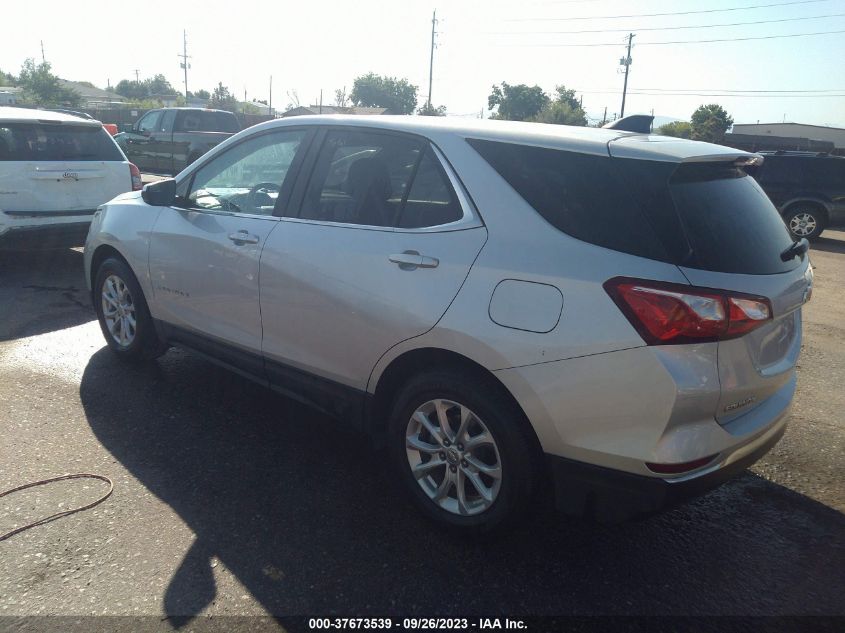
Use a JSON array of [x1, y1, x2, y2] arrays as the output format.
[[308, 618, 528, 630]]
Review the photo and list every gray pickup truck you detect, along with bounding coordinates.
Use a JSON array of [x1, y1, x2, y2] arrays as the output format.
[[115, 107, 240, 175]]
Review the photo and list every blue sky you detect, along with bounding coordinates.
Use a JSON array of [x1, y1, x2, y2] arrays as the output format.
[[2, 0, 844, 126]]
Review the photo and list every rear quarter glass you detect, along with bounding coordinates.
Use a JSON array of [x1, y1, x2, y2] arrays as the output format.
[[467, 138, 800, 276]]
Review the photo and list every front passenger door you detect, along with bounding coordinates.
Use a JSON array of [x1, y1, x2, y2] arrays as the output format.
[[125, 110, 161, 172], [148, 128, 311, 375]]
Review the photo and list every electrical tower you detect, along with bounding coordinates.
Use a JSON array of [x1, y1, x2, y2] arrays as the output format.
[[427, 10, 438, 108], [178, 30, 192, 99], [619, 33, 634, 118]]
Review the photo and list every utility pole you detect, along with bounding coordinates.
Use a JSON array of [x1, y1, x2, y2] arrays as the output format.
[[619, 33, 634, 118], [178, 30, 192, 99], [427, 9, 438, 108], [40, 41, 46, 63], [269, 76, 273, 116], [601, 106, 607, 126], [319, 89, 323, 114], [134, 69, 140, 82]]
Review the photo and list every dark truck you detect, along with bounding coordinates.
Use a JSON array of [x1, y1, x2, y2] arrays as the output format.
[[115, 107, 239, 175]]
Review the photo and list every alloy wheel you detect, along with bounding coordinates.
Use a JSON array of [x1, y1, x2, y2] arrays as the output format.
[[101, 274, 136, 347], [789, 212, 818, 237], [405, 399, 502, 516]]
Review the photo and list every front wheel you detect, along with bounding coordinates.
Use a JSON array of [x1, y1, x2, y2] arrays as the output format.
[[94, 257, 167, 362], [784, 205, 826, 241], [389, 370, 538, 532]]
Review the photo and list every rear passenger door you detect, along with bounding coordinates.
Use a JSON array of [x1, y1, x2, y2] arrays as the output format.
[[259, 127, 487, 411]]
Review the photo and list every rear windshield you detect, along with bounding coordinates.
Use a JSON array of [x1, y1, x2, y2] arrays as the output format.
[[175, 111, 240, 133], [468, 138, 798, 275], [666, 163, 797, 274], [0, 123, 124, 162]]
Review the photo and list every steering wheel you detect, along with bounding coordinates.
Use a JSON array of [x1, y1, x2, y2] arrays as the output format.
[[247, 182, 281, 211]]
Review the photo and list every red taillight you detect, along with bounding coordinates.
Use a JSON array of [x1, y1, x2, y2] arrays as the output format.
[[129, 163, 142, 191], [604, 277, 772, 345]]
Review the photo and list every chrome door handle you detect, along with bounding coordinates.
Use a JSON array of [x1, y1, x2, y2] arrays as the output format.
[[389, 251, 439, 270], [228, 230, 259, 244]]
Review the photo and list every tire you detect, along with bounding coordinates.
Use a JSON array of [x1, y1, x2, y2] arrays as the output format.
[[388, 369, 538, 532], [783, 204, 826, 241], [94, 257, 167, 362]]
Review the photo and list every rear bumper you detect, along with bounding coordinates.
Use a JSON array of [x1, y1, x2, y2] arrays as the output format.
[[547, 418, 786, 522], [0, 221, 91, 249]]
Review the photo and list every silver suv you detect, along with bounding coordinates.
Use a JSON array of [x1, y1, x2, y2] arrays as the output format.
[[84, 116, 812, 530]]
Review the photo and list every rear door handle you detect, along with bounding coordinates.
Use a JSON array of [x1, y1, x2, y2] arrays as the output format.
[[228, 230, 259, 245], [389, 251, 439, 270]]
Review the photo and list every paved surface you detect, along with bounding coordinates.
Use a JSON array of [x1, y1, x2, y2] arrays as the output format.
[[0, 234, 844, 621]]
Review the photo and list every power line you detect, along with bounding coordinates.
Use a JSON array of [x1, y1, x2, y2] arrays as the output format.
[[505, 28, 845, 46], [490, 12, 845, 34], [579, 90, 845, 98], [625, 87, 845, 93], [508, 0, 831, 22]]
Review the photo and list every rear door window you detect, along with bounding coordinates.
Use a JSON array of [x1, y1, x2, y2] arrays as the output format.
[[299, 130, 422, 227], [176, 111, 239, 133], [0, 123, 124, 161], [805, 158, 845, 187], [755, 156, 804, 185], [397, 149, 463, 228]]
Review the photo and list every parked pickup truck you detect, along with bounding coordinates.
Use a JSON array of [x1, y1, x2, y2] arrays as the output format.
[[115, 107, 239, 175]]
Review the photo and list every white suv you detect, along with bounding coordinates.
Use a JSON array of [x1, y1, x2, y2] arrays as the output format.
[[84, 116, 811, 531], [0, 106, 141, 249]]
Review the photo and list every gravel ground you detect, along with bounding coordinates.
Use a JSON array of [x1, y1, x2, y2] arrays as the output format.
[[0, 233, 843, 625]]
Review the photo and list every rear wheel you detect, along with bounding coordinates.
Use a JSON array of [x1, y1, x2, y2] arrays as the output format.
[[94, 257, 167, 362], [389, 369, 537, 532], [784, 204, 826, 241]]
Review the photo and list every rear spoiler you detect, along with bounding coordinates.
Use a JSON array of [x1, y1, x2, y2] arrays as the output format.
[[609, 134, 764, 165]]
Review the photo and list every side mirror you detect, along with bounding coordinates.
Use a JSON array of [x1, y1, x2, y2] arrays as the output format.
[[142, 178, 177, 206]]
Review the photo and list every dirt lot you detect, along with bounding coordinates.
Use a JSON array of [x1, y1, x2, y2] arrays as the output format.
[[0, 232, 843, 624]]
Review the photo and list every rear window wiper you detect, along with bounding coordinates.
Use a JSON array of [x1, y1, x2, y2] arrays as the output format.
[[780, 238, 809, 262]]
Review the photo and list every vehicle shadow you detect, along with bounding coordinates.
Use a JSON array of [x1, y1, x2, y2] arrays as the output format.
[[810, 234, 845, 256], [0, 248, 93, 342], [79, 347, 845, 622]]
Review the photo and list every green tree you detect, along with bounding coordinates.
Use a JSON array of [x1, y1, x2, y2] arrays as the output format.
[[145, 74, 177, 96], [115, 79, 148, 100], [532, 100, 587, 126], [551, 85, 580, 111], [656, 121, 692, 138], [690, 104, 734, 143], [0, 69, 17, 86], [17, 59, 81, 107], [209, 82, 238, 111], [531, 85, 587, 126], [488, 83, 549, 121], [417, 103, 446, 116], [350, 73, 418, 114]]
